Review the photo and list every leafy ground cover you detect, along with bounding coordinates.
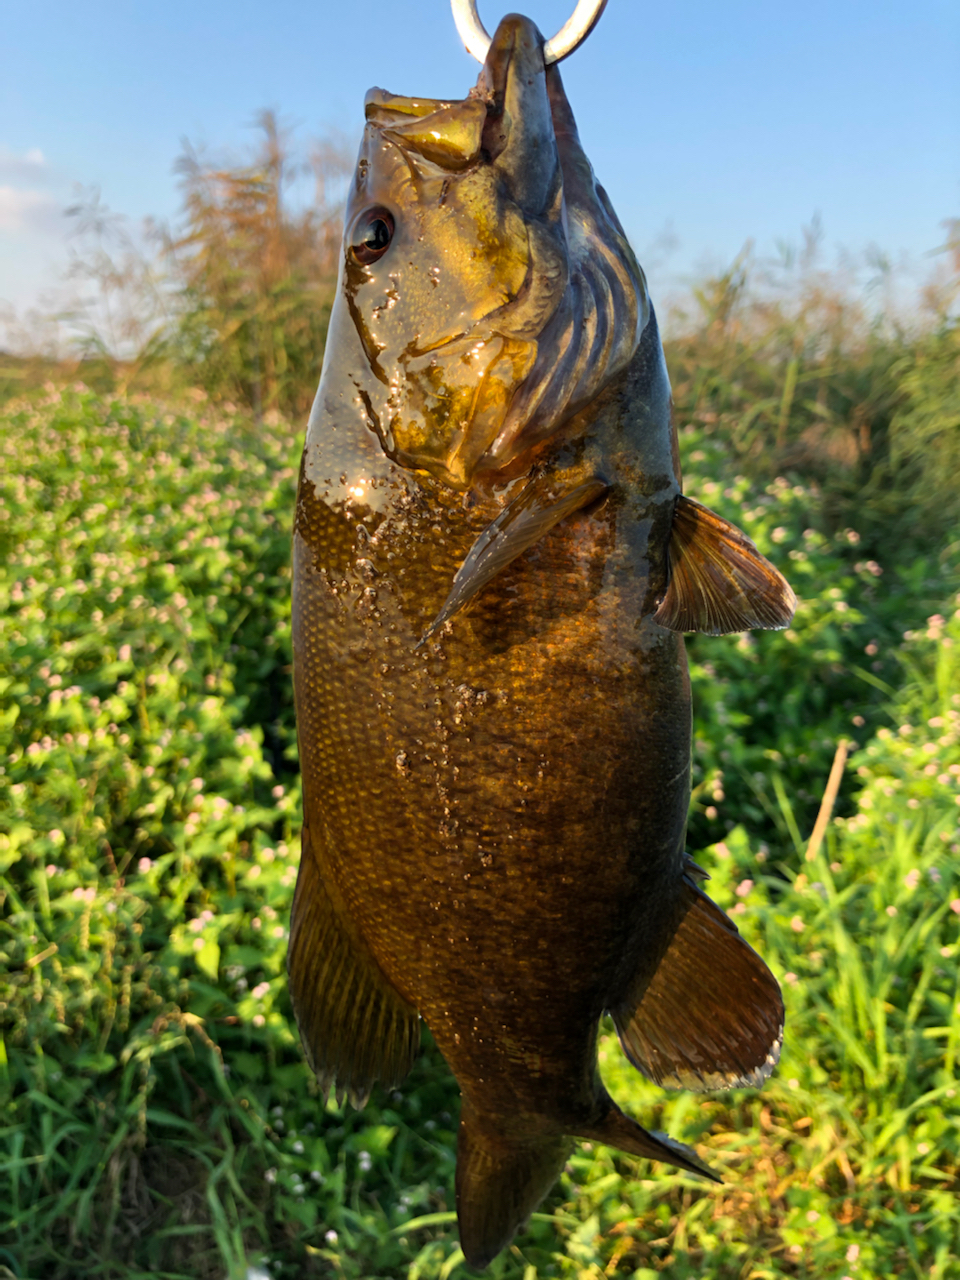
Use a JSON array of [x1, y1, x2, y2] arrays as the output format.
[[1, 386, 958, 1279]]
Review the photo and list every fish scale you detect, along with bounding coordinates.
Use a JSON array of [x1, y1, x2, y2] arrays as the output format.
[[289, 12, 793, 1267]]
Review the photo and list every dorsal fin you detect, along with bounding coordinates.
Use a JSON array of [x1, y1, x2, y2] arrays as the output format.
[[610, 874, 783, 1092], [654, 494, 797, 635], [420, 472, 608, 644]]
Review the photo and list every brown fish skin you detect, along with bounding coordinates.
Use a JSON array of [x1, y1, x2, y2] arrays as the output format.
[[289, 14, 792, 1269]]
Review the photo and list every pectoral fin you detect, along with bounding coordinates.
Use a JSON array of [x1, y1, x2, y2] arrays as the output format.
[[420, 473, 609, 643], [287, 823, 420, 1107], [654, 494, 797, 634], [610, 872, 784, 1092]]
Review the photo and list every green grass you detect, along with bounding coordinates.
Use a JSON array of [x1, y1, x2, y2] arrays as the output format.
[[1, 387, 958, 1278]]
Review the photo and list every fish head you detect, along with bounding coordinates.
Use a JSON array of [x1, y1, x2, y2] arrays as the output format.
[[326, 14, 647, 492]]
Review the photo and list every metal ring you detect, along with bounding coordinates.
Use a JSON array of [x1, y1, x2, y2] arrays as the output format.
[[451, 0, 609, 65]]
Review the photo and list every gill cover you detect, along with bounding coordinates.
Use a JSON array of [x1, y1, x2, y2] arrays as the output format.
[[331, 14, 648, 491]]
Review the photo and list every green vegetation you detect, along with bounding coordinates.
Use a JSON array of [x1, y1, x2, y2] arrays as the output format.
[[1, 214, 958, 1277], [166, 113, 342, 418]]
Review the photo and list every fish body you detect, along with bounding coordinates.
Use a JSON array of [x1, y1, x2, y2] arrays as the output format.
[[290, 15, 794, 1268]]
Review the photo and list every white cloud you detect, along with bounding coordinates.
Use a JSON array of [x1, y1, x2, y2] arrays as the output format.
[[0, 145, 49, 182], [0, 149, 70, 321], [0, 147, 61, 236], [0, 185, 61, 234]]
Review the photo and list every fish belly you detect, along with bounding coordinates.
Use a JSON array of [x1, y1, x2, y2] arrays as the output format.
[[293, 452, 690, 1124]]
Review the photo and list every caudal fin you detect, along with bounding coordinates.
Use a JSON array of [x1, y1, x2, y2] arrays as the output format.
[[455, 1102, 573, 1270], [455, 1094, 718, 1269]]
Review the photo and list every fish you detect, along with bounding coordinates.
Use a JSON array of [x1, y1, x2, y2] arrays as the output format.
[[288, 13, 796, 1269]]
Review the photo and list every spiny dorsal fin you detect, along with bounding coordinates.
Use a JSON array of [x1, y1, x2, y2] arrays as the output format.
[[420, 472, 608, 644], [654, 494, 797, 635], [287, 823, 420, 1107], [610, 874, 783, 1092]]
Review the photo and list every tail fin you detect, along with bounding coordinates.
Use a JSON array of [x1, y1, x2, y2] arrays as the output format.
[[455, 1102, 573, 1270], [454, 1095, 719, 1268], [576, 1098, 720, 1183]]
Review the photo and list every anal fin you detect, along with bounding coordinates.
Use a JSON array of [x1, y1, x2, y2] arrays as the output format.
[[611, 874, 783, 1092], [654, 493, 797, 634], [287, 823, 420, 1107]]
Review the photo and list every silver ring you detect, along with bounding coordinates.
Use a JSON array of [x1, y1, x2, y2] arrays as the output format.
[[451, 0, 609, 65]]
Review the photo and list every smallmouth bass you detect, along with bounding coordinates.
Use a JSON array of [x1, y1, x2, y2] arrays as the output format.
[[289, 14, 796, 1268]]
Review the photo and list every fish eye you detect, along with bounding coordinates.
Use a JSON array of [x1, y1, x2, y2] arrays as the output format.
[[349, 206, 395, 266]]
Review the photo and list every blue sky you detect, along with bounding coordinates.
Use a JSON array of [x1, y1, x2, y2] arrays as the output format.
[[1, 0, 957, 328]]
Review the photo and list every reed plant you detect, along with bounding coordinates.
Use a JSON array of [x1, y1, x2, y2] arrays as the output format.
[[164, 111, 347, 419]]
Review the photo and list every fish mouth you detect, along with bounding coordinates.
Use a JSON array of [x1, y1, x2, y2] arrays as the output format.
[[346, 13, 647, 492]]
